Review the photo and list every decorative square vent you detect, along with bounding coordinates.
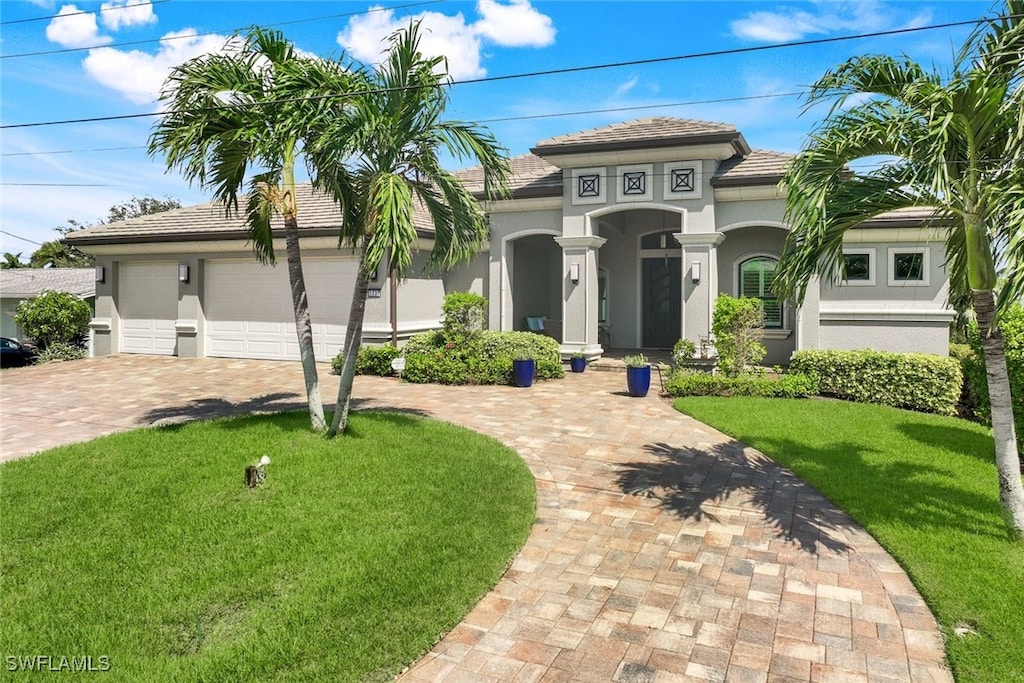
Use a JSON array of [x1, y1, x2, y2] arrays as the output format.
[[622, 171, 646, 196], [664, 161, 702, 199], [670, 168, 694, 193], [571, 167, 606, 205], [578, 174, 600, 198]]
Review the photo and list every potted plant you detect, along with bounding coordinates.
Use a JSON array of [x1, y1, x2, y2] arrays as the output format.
[[512, 354, 535, 388], [623, 353, 651, 397], [569, 349, 587, 373]]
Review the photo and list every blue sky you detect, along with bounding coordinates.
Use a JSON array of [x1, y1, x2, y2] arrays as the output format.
[[0, 0, 992, 257]]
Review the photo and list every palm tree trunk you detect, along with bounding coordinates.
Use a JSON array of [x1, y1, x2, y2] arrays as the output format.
[[973, 288, 1024, 539], [328, 236, 371, 437], [283, 215, 326, 432]]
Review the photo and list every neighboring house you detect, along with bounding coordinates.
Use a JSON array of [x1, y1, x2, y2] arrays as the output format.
[[0, 268, 96, 341], [66, 117, 953, 364]]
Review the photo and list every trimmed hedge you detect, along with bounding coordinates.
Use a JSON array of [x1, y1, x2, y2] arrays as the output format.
[[665, 370, 819, 398], [401, 330, 563, 385], [789, 349, 962, 415], [332, 344, 402, 376]]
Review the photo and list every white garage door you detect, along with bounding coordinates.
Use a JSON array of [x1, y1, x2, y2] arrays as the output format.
[[119, 262, 178, 355], [205, 258, 356, 361]]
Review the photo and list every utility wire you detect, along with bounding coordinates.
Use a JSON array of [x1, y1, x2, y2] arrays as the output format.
[[0, 0, 172, 27], [0, 0, 444, 59], [1, 13, 1012, 131], [0, 229, 44, 245]]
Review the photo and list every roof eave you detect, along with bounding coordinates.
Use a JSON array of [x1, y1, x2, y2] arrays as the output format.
[[531, 131, 750, 158]]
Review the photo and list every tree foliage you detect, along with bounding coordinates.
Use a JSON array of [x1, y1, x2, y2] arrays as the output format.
[[148, 27, 357, 432], [14, 290, 91, 350], [711, 295, 766, 376], [775, 1, 1024, 537], [315, 23, 511, 436]]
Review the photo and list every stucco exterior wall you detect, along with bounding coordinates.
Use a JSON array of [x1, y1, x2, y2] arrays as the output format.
[[818, 320, 950, 355]]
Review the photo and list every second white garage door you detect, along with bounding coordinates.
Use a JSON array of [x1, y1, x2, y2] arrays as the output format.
[[205, 258, 357, 361]]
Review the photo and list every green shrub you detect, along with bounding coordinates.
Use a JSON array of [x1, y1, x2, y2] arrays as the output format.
[[961, 305, 1024, 455], [672, 338, 696, 364], [35, 342, 87, 363], [332, 345, 402, 376], [14, 290, 92, 350], [442, 291, 487, 338], [665, 370, 818, 398], [400, 329, 563, 385], [790, 349, 962, 415], [712, 295, 766, 375]]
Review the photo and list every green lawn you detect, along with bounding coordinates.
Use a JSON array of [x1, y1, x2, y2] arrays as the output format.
[[674, 397, 1024, 683], [0, 411, 535, 681]]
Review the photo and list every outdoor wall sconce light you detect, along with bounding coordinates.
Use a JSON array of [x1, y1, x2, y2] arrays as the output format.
[[569, 263, 580, 284], [690, 261, 701, 283], [95, 266, 105, 283], [178, 264, 190, 283]]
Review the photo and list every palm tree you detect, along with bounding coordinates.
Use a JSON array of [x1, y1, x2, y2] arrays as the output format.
[[2, 253, 24, 269], [774, 2, 1024, 538], [311, 23, 510, 437], [149, 28, 357, 432]]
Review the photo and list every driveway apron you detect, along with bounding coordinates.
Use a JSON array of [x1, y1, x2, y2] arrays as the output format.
[[0, 357, 951, 682]]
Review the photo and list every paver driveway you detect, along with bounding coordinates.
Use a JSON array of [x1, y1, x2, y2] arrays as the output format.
[[0, 357, 951, 682]]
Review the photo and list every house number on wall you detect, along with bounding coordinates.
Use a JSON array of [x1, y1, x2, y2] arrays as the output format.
[[367, 288, 382, 298]]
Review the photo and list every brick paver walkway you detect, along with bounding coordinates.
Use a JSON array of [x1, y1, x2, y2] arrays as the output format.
[[0, 357, 952, 682]]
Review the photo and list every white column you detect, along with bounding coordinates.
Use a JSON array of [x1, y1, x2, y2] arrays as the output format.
[[674, 233, 725, 344], [554, 235, 607, 357]]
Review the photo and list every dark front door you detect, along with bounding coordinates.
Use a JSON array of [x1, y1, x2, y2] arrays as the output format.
[[642, 257, 681, 348]]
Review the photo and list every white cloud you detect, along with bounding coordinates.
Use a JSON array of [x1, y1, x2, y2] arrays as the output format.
[[613, 76, 639, 98], [473, 0, 555, 47], [730, 1, 922, 42], [82, 29, 234, 105], [46, 5, 112, 48], [100, 0, 157, 31], [337, 1, 554, 80]]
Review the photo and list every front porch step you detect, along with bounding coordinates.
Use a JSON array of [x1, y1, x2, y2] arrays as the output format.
[[585, 358, 672, 373]]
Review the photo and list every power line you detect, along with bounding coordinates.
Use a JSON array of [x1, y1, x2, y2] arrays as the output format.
[[0, 230, 44, 245], [0, 1, 444, 59], [2, 145, 147, 158], [1, 13, 1009, 131], [2, 183, 115, 187], [0, 0, 172, 27]]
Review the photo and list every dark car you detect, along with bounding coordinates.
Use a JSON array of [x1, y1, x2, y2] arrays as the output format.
[[0, 337, 38, 368]]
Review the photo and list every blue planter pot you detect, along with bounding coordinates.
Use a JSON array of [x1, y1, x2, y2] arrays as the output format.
[[570, 357, 587, 373], [512, 358, 535, 387], [626, 365, 651, 397]]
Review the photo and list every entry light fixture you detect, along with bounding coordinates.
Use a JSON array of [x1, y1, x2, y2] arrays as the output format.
[[569, 263, 580, 284], [95, 266, 105, 283], [690, 261, 701, 283], [178, 264, 190, 283]]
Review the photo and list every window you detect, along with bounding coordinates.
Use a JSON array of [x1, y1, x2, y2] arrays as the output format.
[[598, 267, 609, 324], [840, 249, 875, 286], [640, 230, 677, 250], [887, 247, 929, 286], [739, 256, 782, 328]]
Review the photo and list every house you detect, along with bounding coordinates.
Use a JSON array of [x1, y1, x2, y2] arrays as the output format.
[[0, 268, 96, 341], [66, 117, 953, 364]]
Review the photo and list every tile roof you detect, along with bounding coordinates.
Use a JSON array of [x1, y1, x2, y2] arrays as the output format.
[[65, 185, 346, 245], [531, 117, 747, 156], [711, 149, 793, 187], [456, 153, 562, 199], [0, 268, 96, 299]]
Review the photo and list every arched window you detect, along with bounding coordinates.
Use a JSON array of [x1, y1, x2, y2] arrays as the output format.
[[739, 257, 782, 328]]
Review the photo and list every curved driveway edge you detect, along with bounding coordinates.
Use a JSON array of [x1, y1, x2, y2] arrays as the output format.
[[0, 357, 952, 682]]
